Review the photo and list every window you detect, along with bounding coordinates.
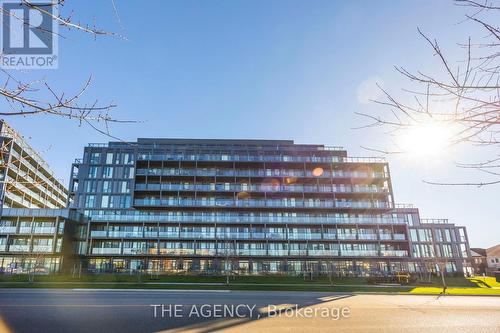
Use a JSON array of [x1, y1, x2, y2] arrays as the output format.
[[106, 153, 114, 164], [90, 152, 101, 164], [120, 195, 131, 208], [418, 229, 433, 242], [442, 244, 453, 258], [103, 166, 113, 179], [124, 167, 134, 179], [102, 181, 112, 193], [84, 195, 96, 208], [124, 153, 134, 165], [410, 229, 418, 242], [58, 221, 65, 234], [120, 181, 130, 194], [84, 180, 98, 193], [101, 195, 111, 208], [88, 166, 99, 178]]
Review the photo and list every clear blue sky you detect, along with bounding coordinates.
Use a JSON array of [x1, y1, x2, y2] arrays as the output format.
[[4, 0, 499, 247]]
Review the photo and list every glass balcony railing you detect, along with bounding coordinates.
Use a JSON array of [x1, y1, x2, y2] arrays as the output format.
[[393, 234, 406, 240], [108, 231, 143, 238], [133, 198, 391, 209], [32, 245, 53, 253], [137, 153, 385, 165], [0, 227, 17, 233], [337, 234, 357, 240], [90, 231, 107, 237], [380, 250, 408, 257], [91, 248, 121, 255], [19, 227, 33, 234], [309, 250, 339, 256], [8, 245, 30, 252], [357, 234, 378, 240], [158, 232, 180, 238], [134, 183, 389, 194], [32, 227, 56, 234], [340, 250, 379, 256], [84, 212, 408, 225], [135, 168, 387, 179], [179, 232, 215, 239]]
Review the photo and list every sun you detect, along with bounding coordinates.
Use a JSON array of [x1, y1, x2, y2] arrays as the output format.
[[398, 122, 453, 157]]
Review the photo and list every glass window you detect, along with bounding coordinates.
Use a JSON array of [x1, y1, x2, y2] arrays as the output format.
[[418, 229, 433, 242], [88, 166, 99, 178], [120, 181, 130, 194], [106, 153, 114, 164], [102, 181, 112, 193], [103, 167, 113, 179], [101, 195, 111, 208], [84, 195, 96, 208], [90, 152, 101, 164], [124, 153, 134, 165], [410, 229, 418, 241], [124, 167, 134, 179]]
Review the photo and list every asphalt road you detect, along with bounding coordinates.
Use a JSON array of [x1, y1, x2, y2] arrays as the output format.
[[0, 289, 499, 333]]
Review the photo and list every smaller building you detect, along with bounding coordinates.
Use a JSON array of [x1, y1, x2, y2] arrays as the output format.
[[486, 244, 500, 275], [470, 248, 488, 276], [396, 206, 472, 276], [0, 208, 85, 274]]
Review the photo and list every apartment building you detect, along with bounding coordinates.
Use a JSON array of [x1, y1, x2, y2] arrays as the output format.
[[0, 120, 71, 273], [68, 138, 419, 275]]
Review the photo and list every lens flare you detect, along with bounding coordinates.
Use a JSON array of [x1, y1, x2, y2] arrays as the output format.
[[312, 167, 324, 177]]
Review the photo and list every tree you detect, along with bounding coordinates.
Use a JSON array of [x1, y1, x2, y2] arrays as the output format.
[[358, 0, 500, 186], [0, 0, 134, 139]]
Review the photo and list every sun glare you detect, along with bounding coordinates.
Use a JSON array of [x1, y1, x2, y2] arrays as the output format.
[[398, 122, 453, 157]]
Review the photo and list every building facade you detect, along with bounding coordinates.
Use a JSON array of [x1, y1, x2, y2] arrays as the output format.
[[0, 127, 474, 276], [470, 248, 488, 276], [0, 208, 84, 273], [69, 138, 454, 276], [0, 120, 72, 273], [0, 120, 67, 209], [486, 244, 500, 275], [401, 206, 473, 276]]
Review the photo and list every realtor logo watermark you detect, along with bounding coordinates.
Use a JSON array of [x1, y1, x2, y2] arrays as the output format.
[[1, 0, 58, 69]]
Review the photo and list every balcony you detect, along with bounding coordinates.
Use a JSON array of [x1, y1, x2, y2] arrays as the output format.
[[9, 245, 30, 252], [0, 227, 17, 234], [133, 198, 391, 210], [393, 234, 406, 240], [135, 168, 387, 180], [338, 234, 357, 240], [235, 250, 267, 256], [268, 250, 289, 256], [122, 248, 149, 255], [288, 234, 322, 240], [309, 250, 339, 256], [289, 250, 308, 256], [357, 234, 378, 240], [90, 231, 107, 237], [380, 250, 408, 257], [91, 248, 121, 255], [108, 231, 143, 238], [134, 183, 389, 194], [32, 227, 56, 234], [179, 232, 215, 239], [158, 232, 180, 238], [0, 244, 7, 252], [32, 245, 53, 253], [19, 227, 32, 234], [341, 250, 378, 256]]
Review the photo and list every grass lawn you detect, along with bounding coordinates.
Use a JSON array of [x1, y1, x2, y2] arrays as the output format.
[[1, 274, 498, 295]]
